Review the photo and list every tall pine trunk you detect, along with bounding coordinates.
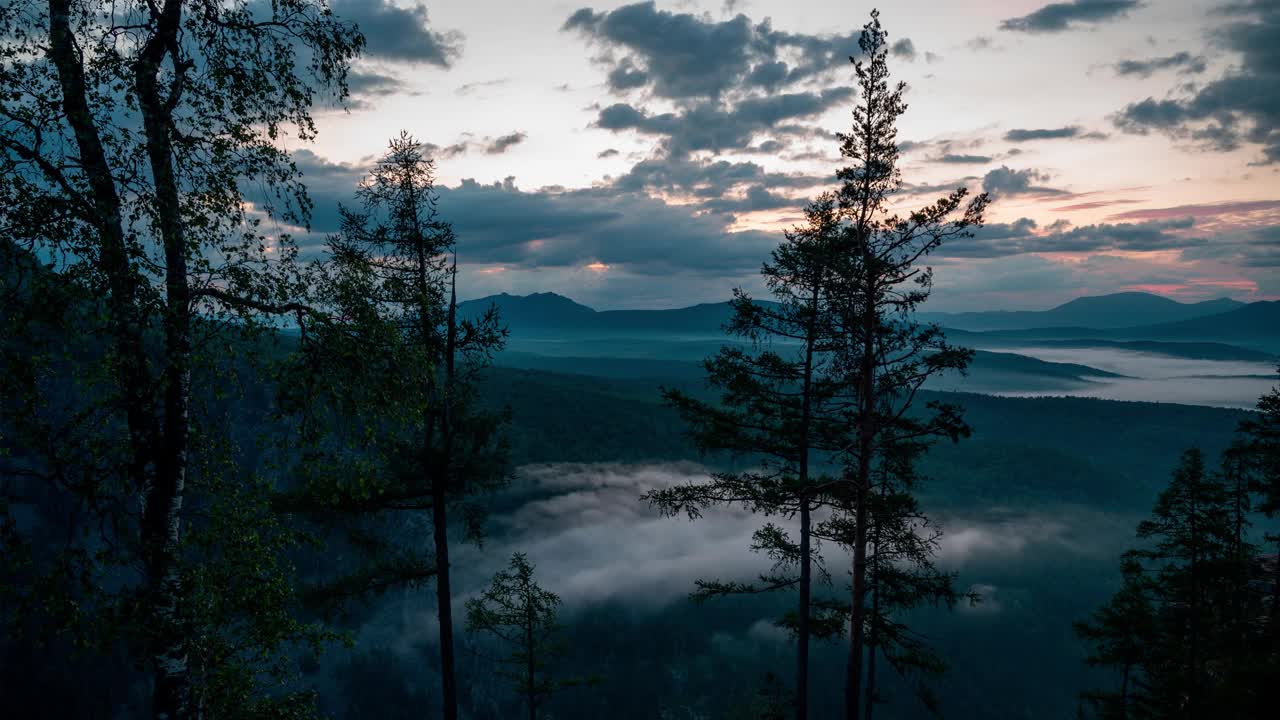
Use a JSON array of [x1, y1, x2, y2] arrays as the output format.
[[846, 479, 869, 720], [797, 497, 811, 720], [795, 282, 822, 720], [527, 596, 537, 720], [432, 481, 458, 720], [864, 488, 884, 720], [845, 272, 877, 720]]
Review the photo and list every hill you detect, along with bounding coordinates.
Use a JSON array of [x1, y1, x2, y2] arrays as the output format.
[[972, 301, 1280, 352], [462, 291, 1260, 341], [918, 292, 1244, 331]]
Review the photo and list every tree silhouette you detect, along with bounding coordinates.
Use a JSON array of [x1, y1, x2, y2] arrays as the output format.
[[466, 553, 587, 720], [825, 12, 987, 719], [645, 193, 848, 720], [279, 132, 509, 720], [0, 2, 360, 716]]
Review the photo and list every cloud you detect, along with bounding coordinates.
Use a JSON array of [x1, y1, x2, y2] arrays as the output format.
[[982, 166, 1067, 197], [289, 150, 781, 279], [1106, 199, 1280, 222], [483, 132, 527, 155], [344, 69, 406, 108], [563, 3, 877, 217], [891, 38, 917, 61], [461, 463, 766, 607], [700, 185, 795, 214], [612, 154, 824, 198], [455, 78, 510, 96], [331, 0, 462, 66], [1113, 51, 1207, 78], [967, 35, 998, 51], [1003, 126, 1106, 142], [593, 87, 853, 155], [597, 148, 621, 159], [564, 2, 864, 100], [1182, 226, 1280, 268], [936, 153, 994, 164], [1000, 0, 1142, 33], [1112, 0, 1280, 163], [944, 216, 1206, 258], [1052, 199, 1142, 211]]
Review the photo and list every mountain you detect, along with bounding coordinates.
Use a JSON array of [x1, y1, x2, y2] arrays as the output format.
[[463, 291, 1251, 337], [965, 301, 1280, 353], [460, 292, 735, 335], [460, 292, 596, 329], [918, 292, 1244, 331], [1128, 300, 1280, 346]]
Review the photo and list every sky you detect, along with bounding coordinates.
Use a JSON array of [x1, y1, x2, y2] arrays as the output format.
[[279, 0, 1280, 311]]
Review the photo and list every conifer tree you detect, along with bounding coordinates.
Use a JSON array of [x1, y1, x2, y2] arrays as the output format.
[[1074, 559, 1159, 720], [279, 133, 509, 720], [824, 12, 987, 719], [1078, 449, 1247, 720], [1240, 368, 1280, 622], [645, 193, 847, 720], [466, 553, 586, 720]]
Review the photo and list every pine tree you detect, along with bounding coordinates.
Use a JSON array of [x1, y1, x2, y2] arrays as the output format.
[[1074, 559, 1159, 720], [1240, 368, 1279, 621], [825, 12, 987, 719], [466, 553, 587, 720], [279, 133, 509, 720], [645, 194, 847, 720], [1078, 449, 1246, 720]]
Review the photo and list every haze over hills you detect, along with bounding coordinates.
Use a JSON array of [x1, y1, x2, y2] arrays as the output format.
[[461, 291, 1277, 349], [460, 290, 1278, 408], [916, 292, 1244, 331]]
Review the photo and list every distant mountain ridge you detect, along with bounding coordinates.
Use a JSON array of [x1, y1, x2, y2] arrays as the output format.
[[916, 292, 1244, 331], [459, 292, 736, 334], [460, 288, 1259, 338]]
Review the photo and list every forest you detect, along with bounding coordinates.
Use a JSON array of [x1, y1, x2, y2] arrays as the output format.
[[2, 2, 1278, 720]]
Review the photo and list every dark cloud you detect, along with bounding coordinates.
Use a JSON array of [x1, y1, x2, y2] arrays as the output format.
[[1173, 225, 1280, 268], [593, 87, 853, 155], [344, 69, 406, 108], [484, 132, 527, 155], [564, 3, 874, 207], [331, 0, 462, 66], [1004, 126, 1107, 141], [982, 166, 1067, 197], [1107, 199, 1280, 221], [565, 2, 875, 105], [425, 140, 470, 159], [1000, 0, 1142, 34], [563, 3, 864, 103], [597, 148, 621, 159], [1112, 0, 1280, 163], [701, 185, 795, 215], [455, 79, 510, 96], [1113, 52, 1207, 78], [891, 38, 917, 61], [289, 151, 781, 278], [421, 133, 529, 158], [564, 3, 757, 100], [936, 153, 994, 164], [612, 154, 824, 199], [946, 216, 1205, 258], [1052, 199, 1142, 211]]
